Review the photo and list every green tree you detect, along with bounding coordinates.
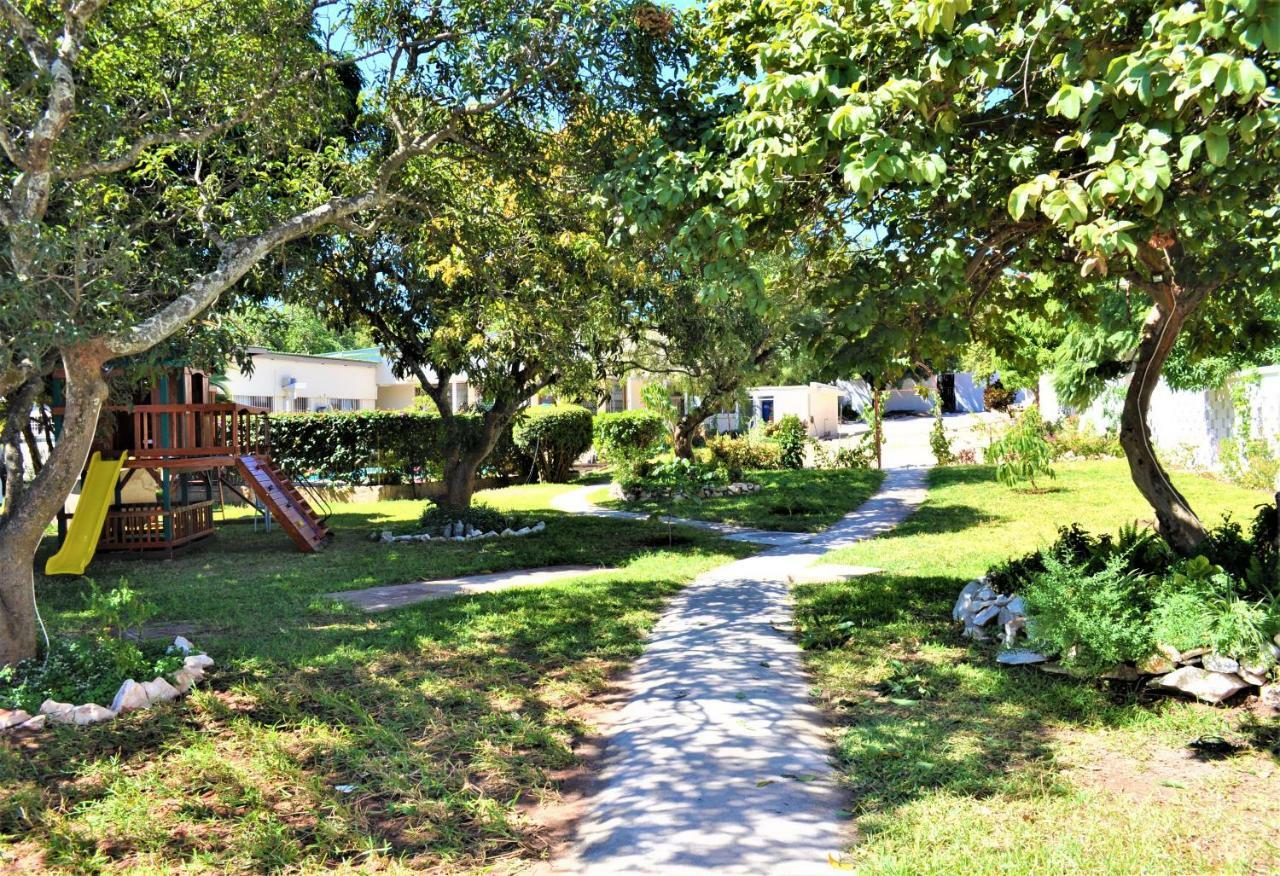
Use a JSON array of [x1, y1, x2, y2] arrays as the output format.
[[227, 302, 374, 354], [626, 0, 1280, 554], [317, 152, 643, 510], [0, 0, 678, 664]]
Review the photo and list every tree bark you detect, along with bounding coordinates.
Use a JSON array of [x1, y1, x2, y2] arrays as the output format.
[[0, 346, 108, 665], [1117, 295, 1208, 554], [673, 410, 705, 460], [438, 409, 514, 511]]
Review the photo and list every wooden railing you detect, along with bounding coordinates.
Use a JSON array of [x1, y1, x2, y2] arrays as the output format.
[[100, 501, 215, 550], [108, 403, 270, 459]]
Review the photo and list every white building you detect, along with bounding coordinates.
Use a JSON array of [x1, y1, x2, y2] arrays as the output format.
[[1039, 365, 1280, 471], [223, 347, 475, 412], [746, 383, 844, 438]]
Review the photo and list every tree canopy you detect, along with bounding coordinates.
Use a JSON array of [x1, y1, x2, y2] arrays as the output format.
[[614, 0, 1280, 552]]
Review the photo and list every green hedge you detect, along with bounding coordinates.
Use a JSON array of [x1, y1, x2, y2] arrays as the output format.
[[594, 409, 665, 478], [268, 410, 525, 484], [512, 404, 593, 483]]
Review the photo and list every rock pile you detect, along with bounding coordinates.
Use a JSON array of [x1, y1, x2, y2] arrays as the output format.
[[376, 520, 547, 544], [0, 636, 214, 733], [610, 481, 761, 502], [954, 578, 1279, 707]]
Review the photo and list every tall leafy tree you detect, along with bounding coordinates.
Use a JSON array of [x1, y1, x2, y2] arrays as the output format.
[[621, 0, 1280, 553], [0, 0, 677, 664]]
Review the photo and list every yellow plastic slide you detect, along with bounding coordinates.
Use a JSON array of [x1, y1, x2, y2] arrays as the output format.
[[45, 451, 128, 576]]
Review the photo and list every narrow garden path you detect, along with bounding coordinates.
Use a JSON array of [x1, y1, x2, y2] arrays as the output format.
[[556, 466, 930, 875], [324, 565, 615, 612], [550, 485, 803, 546]]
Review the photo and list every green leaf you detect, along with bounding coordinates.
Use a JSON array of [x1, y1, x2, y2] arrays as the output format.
[[1204, 128, 1229, 165]]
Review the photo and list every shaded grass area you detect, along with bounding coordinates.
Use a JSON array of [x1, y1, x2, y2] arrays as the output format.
[[594, 467, 886, 532], [797, 460, 1280, 874], [2, 483, 754, 873]]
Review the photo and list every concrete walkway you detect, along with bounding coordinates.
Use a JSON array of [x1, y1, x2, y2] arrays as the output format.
[[325, 566, 612, 612], [551, 485, 805, 547], [558, 466, 930, 875]]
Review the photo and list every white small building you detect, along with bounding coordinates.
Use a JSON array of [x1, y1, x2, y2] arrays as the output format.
[[227, 348, 379, 412], [746, 383, 843, 438], [224, 347, 476, 412]]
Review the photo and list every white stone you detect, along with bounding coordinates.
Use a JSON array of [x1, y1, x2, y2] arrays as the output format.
[[532, 521, 546, 532], [1156, 643, 1182, 664], [185, 654, 214, 670], [1260, 684, 1280, 713], [173, 636, 195, 654], [1004, 595, 1025, 616], [515, 527, 532, 536], [0, 708, 32, 730], [501, 528, 515, 537], [452, 535, 464, 542], [997, 649, 1048, 665], [379, 530, 394, 543], [173, 667, 201, 693], [953, 580, 984, 622], [976, 587, 996, 602], [110, 680, 149, 713], [142, 677, 181, 704], [1202, 653, 1239, 673], [1001, 615, 1025, 648], [972, 604, 1001, 626], [1240, 668, 1268, 686], [19, 714, 46, 731], [39, 699, 75, 722], [72, 703, 116, 725], [1178, 646, 1209, 663], [1149, 667, 1248, 704]]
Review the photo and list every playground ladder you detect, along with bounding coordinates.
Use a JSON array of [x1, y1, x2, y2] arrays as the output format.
[[235, 454, 332, 552]]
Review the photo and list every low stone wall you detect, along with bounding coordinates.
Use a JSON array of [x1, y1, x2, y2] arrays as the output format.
[[0, 637, 214, 733], [954, 578, 1280, 710]]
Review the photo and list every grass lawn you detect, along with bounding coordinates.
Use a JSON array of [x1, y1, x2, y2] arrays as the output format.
[[797, 459, 1280, 874], [1, 482, 755, 873], [592, 467, 886, 531]]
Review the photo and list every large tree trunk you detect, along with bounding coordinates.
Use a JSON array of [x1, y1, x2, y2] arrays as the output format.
[[0, 346, 108, 665], [1118, 295, 1208, 555], [437, 409, 514, 511], [673, 410, 705, 460]]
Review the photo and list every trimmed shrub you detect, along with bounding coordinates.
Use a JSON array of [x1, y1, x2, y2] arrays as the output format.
[[706, 434, 782, 474], [594, 409, 665, 478], [512, 404, 593, 483], [930, 410, 955, 464], [774, 414, 807, 469], [268, 410, 524, 484], [1045, 416, 1123, 460]]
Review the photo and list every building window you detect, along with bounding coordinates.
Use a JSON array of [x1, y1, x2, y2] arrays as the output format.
[[607, 382, 626, 413], [331, 397, 360, 411], [292, 397, 310, 413], [235, 395, 274, 411]]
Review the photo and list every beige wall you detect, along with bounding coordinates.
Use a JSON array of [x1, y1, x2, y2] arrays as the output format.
[[377, 383, 415, 410]]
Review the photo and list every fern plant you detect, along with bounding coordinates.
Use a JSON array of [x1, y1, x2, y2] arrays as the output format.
[[987, 406, 1055, 490]]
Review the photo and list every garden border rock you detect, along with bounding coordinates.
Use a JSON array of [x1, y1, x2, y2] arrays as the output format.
[[0, 636, 214, 733], [374, 519, 547, 545], [953, 578, 1279, 707]]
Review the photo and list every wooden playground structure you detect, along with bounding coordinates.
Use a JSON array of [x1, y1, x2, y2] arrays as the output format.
[[49, 367, 330, 572]]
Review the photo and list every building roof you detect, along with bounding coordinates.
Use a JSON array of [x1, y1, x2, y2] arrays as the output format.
[[244, 346, 376, 366], [321, 347, 384, 363]]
